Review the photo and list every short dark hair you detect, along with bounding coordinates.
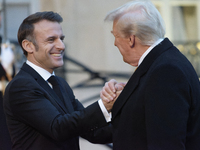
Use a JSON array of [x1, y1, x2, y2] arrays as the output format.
[[17, 11, 63, 56]]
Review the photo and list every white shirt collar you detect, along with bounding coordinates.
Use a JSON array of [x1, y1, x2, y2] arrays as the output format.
[[26, 60, 55, 81], [138, 38, 164, 66]]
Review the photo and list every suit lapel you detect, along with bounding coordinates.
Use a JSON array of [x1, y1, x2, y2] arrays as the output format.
[[55, 77, 74, 113], [112, 38, 174, 120], [111, 66, 144, 120], [21, 63, 69, 114]]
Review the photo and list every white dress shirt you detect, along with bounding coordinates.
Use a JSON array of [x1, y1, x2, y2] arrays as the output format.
[[138, 38, 164, 66]]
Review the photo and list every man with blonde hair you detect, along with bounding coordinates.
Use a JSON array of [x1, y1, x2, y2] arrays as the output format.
[[101, 0, 200, 149]]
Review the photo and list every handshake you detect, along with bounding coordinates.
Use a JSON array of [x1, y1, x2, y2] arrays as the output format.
[[100, 79, 126, 112]]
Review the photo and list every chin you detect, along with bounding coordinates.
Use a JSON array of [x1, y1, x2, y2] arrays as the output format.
[[123, 58, 128, 63], [55, 62, 64, 68]]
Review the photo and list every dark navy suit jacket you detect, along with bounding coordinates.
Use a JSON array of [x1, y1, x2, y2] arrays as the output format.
[[3, 63, 112, 150], [111, 38, 200, 150]]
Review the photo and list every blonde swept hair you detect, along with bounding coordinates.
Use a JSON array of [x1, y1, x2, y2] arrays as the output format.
[[104, 0, 166, 46]]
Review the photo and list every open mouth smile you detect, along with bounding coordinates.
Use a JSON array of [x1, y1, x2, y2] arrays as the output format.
[[51, 53, 62, 57]]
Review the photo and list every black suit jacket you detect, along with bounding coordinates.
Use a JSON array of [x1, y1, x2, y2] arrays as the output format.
[[111, 38, 200, 150], [3, 63, 112, 150]]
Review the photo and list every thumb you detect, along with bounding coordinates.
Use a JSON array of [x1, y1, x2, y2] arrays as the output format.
[[115, 84, 124, 91], [118, 82, 126, 87]]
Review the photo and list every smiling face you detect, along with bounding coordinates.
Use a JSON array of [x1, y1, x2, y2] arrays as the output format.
[[24, 19, 65, 73]]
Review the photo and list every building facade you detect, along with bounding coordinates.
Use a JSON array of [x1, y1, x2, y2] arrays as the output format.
[[0, 0, 200, 78]]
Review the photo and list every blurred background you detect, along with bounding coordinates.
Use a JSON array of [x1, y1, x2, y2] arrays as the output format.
[[0, 0, 200, 149]]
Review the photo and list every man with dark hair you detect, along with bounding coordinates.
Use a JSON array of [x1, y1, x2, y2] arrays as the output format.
[[3, 11, 115, 150], [18, 11, 63, 56]]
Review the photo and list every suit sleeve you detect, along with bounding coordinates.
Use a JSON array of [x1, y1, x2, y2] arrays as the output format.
[[59, 77, 113, 143], [144, 64, 190, 149], [5, 77, 111, 142]]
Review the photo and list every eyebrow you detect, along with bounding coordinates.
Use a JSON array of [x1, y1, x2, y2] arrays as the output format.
[[45, 35, 65, 40], [46, 36, 56, 40]]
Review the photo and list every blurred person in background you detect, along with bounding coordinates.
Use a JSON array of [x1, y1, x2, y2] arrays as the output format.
[[100, 0, 200, 149], [0, 4, 14, 150]]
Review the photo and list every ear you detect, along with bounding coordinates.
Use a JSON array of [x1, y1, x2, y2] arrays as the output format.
[[22, 39, 35, 54], [129, 35, 135, 48]]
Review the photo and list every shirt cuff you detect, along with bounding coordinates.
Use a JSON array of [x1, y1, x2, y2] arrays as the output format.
[[98, 99, 112, 122]]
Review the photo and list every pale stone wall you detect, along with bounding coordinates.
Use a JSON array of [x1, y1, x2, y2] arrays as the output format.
[[40, 0, 133, 75]]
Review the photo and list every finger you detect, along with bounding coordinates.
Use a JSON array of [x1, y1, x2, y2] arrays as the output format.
[[115, 82, 126, 91], [100, 91, 113, 103], [103, 79, 117, 95], [116, 90, 122, 95], [107, 79, 118, 93], [118, 82, 126, 87], [113, 90, 122, 101], [101, 96, 111, 103], [100, 79, 118, 102], [115, 84, 124, 91], [100, 88, 116, 101]]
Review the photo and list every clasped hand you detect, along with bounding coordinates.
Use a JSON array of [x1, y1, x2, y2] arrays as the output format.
[[100, 79, 126, 112]]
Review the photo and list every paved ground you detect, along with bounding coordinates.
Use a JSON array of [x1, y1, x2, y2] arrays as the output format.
[[80, 138, 112, 150]]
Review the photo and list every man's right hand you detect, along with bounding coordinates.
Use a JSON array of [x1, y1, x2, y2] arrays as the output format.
[[100, 79, 126, 112]]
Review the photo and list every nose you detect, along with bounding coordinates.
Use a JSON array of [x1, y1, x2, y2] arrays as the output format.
[[56, 39, 65, 50]]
